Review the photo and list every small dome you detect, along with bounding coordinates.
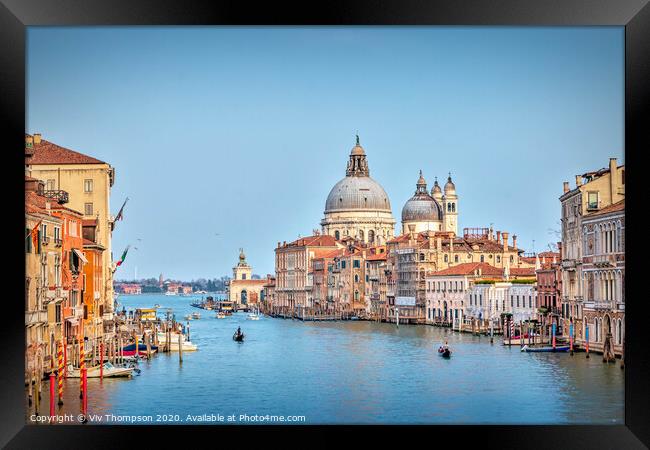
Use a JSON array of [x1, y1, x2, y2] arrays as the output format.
[[351, 144, 365, 156], [444, 174, 456, 193], [431, 177, 442, 196], [402, 172, 443, 222]]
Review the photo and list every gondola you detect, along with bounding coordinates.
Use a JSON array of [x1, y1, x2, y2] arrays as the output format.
[[441, 349, 451, 358], [233, 332, 245, 342]]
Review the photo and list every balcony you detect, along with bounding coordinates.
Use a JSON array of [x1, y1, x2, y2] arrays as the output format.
[[43, 190, 69, 204], [54, 238, 62, 247], [25, 309, 48, 326], [592, 254, 618, 267], [41, 236, 50, 246], [561, 259, 577, 270]]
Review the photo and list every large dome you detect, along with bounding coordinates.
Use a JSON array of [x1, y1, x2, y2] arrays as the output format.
[[325, 176, 392, 213]]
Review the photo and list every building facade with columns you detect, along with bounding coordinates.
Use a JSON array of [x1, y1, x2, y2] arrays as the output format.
[[580, 199, 625, 357], [559, 157, 624, 347]]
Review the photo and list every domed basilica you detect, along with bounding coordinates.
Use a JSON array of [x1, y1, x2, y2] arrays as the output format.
[[321, 136, 459, 245], [321, 136, 396, 245], [401, 170, 458, 235]]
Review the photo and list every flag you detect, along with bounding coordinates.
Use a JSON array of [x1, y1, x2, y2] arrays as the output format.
[[115, 197, 129, 222], [115, 245, 130, 267], [26, 219, 42, 249]]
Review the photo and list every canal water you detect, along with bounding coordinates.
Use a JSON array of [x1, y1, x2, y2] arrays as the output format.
[[29, 293, 624, 425]]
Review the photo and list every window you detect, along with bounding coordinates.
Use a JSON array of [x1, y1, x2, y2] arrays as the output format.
[[84, 203, 94, 215], [444, 255, 448, 263], [587, 192, 598, 210], [454, 255, 459, 263], [341, 261, 346, 269], [46, 179, 55, 190], [334, 231, 340, 240], [516, 295, 519, 307], [242, 273, 246, 280], [25, 227, 33, 253], [353, 259, 360, 268], [84, 179, 93, 192], [354, 274, 359, 283], [480, 255, 484, 263], [497, 256, 501, 263]]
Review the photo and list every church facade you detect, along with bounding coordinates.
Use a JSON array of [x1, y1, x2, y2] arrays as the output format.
[[227, 249, 266, 308]]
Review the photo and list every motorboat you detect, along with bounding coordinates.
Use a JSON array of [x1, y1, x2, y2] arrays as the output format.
[[156, 332, 198, 351], [123, 343, 158, 352], [521, 345, 570, 353], [247, 313, 260, 320], [192, 312, 201, 319], [185, 314, 193, 321], [66, 362, 134, 378], [216, 312, 227, 319]]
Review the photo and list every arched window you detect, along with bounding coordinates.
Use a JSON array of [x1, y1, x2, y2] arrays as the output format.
[[368, 230, 375, 244], [420, 253, 425, 261], [354, 291, 359, 300], [617, 319, 622, 344], [454, 255, 459, 263], [359, 229, 364, 241], [444, 254, 448, 263], [334, 230, 340, 240], [451, 203, 456, 212], [354, 274, 359, 283], [480, 255, 484, 263]]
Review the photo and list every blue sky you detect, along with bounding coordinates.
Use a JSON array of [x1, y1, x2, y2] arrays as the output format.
[[27, 27, 624, 280]]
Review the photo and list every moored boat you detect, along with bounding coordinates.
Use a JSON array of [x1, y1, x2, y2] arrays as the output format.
[[521, 345, 570, 352], [123, 343, 159, 352], [66, 362, 134, 378], [216, 312, 226, 319]]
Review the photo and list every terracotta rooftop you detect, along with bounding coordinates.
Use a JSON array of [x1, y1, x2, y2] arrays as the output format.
[[510, 267, 536, 277], [430, 262, 503, 277], [25, 191, 83, 216], [230, 279, 267, 285], [282, 234, 339, 248], [26, 134, 106, 165], [585, 199, 625, 218]]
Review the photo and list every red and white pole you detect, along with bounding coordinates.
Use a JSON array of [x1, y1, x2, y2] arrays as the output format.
[[49, 371, 55, 418], [100, 341, 104, 381]]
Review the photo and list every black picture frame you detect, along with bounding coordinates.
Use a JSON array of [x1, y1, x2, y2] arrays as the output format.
[[2, 0, 648, 447]]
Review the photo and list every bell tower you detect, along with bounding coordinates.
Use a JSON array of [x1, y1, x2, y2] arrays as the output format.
[[442, 173, 459, 236], [232, 248, 252, 281]]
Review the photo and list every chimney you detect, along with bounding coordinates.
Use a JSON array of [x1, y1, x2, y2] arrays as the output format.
[[609, 158, 617, 200], [512, 235, 517, 251], [496, 231, 501, 244], [25, 135, 34, 146], [33, 133, 42, 145], [502, 232, 509, 251], [575, 175, 582, 187], [563, 182, 570, 193], [277, 242, 281, 248]]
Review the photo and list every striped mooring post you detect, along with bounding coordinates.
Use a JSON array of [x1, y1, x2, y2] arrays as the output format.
[[79, 338, 85, 400], [57, 340, 64, 405]]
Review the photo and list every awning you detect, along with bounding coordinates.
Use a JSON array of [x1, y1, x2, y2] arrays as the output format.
[[73, 248, 88, 264]]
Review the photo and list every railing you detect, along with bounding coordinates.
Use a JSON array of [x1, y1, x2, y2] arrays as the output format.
[[54, 238, 62, 247], [592, 254, 617, 266], [42, 190, 69, 204], [25, 310, 48, 325], [41, 236, 50, 245]]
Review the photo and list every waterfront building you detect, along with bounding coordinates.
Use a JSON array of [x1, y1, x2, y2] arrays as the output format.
[[274, 234, 342, 316], [261, 275, 276, 313], [559, 157, 624, 345], [25, 180, 64, 381], [580, 199, 625, 357], [311, 248, 344, 314], [320, 136, 396, 245], [535, 250, 562, 336], [27, 133, 117, 344], [118, 283, 142, 295], [227, 249, 266, 307], [425, 262, 502, 329], [385, 226, 532, 324], [365, 246, 388, 320]]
